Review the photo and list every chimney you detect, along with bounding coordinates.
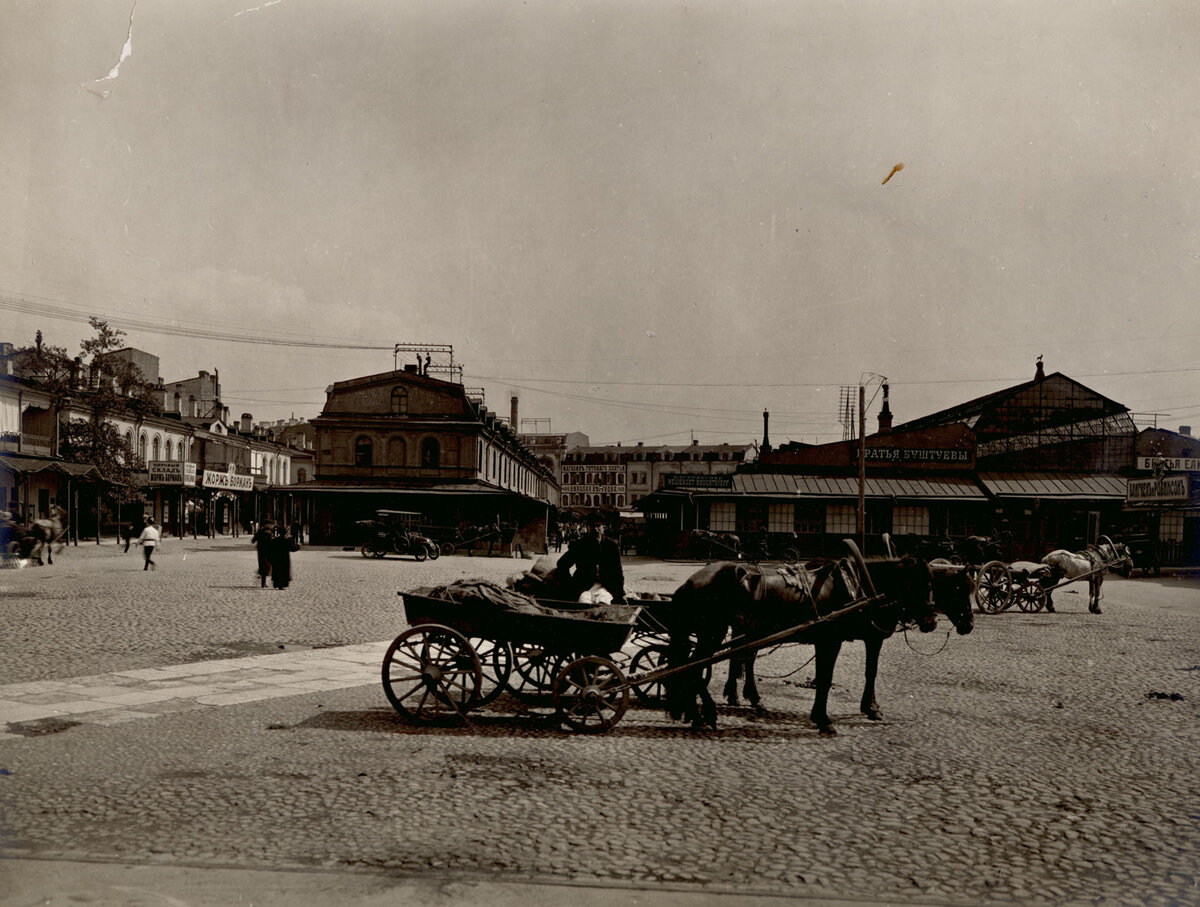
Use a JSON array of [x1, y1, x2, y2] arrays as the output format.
[[241, 413, 253, 433], [511, 396, 519, 429], [762, 409, 771, 452], [1035, 355, 1045, 380], [1181, 426, 1193, 438], [877, 383, 893, 434]]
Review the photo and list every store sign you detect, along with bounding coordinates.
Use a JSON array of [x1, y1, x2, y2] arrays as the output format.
[[1137, 457, 1200, 472], [854, 447, 971, 463], [1126, 475, 1189, 503], [662, 473, 733, 491], [147, 460, 197, 486], [201, 469, 254, 491]]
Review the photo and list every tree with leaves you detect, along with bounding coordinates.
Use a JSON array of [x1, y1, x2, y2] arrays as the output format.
[[9, 319, 157, 506]]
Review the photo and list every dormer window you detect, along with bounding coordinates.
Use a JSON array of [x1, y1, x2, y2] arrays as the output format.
[[390, 387, 408, 416]]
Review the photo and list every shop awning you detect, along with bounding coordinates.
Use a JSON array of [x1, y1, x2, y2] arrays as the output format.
[[730, 473, 988, 501], [278, 482, 528, 498], [0, 453, 100, 478], [978, 473, 1127, 500]]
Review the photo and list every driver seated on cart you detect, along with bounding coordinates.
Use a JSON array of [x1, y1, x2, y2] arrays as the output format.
[[557, 513, 626, 604]]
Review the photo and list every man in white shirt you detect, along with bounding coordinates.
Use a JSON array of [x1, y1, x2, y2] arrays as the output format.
[[136, 517, 160, 571]]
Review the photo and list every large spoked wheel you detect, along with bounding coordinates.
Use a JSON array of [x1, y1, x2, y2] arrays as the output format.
[[1016, 578, 1047, 613], [426, 542, 440, 561], [381, 625, 481, 723], [360, 542, 375, 558], [630, 644, 670, 705], [509, 644, 571, 701], [468, 638, 513, 706], [554, 656, 629, 734], [440, 542, 456, 556], [779, 547, 800, 566], [975, 561, 1013, 613], [411, 543, 428, 562]]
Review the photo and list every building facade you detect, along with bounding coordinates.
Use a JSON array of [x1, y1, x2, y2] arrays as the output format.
[[302, 365, 558, 549]]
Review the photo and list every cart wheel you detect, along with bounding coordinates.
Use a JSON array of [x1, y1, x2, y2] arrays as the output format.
[[440, 542, 456, 556], [780, 547, 800, 566], [1016, 579, 1047, 613], [975, 561, 1012, 613], [360, 542, 375, 558], [427, 543, 440, 561], [381, 625, 481, 723], [412, 544, 428, 562], [468, 638, 513, 706], [554, 656, 629, 734], [629, 644, 668, 705], [509, 644, 571, 701]]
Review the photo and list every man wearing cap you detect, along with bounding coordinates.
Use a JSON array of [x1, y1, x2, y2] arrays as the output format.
[[556, 514, 625, 604], [136, 517, 160, 571]]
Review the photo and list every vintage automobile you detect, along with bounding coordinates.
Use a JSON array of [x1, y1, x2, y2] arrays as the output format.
[[356, 510, 440, 561]]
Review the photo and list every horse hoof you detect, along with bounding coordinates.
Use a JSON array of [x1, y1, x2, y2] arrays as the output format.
[[864, 710, 883, 721], [818, 725, 838, 737], [1089, 607, 1102, 615]]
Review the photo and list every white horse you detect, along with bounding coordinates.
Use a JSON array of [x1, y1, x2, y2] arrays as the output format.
[[1040, 548, 1104, 613]]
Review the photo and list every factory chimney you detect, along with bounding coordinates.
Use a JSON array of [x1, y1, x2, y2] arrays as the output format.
[[877, 383, 893, 434], [762, 409, 771, 452], [510, 396, 519, 429]]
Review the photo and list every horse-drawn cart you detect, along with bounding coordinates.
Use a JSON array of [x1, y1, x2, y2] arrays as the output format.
[[383, 543, 892, 734], [972, 535, 1131, 614]]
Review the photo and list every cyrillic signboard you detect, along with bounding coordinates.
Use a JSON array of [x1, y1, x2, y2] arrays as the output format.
[[201, 470, 254, 491], [147, 460, 197, 486], [1137, 457, 1200, 472], [854, 447, 972, 464], [662, 473, 733, 491], [1126, 475, 1189, 503]]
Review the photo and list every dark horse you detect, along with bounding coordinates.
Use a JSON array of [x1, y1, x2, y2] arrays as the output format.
[[722, 560, 975, 721], [662, 547, 951, 735]]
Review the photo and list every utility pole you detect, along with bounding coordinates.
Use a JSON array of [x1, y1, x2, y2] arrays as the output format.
[[857, 383, 866, 554]]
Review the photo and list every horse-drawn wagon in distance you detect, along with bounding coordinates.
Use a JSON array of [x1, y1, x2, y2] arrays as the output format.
[[969, 535, 1133, 615]]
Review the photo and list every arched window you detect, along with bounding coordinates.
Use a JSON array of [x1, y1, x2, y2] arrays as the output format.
[[421, 438, 440, 468], [387, 436, 406, 466], [138, 433, 147, 461], [390, 387, 408, 416], [179, 441, 187, 462], [152, 436, 160, 461], [125, 430, 133, 453], [297, 468, 307, 483], [354, 436, 373, 467], [165, 439, 173, 461]]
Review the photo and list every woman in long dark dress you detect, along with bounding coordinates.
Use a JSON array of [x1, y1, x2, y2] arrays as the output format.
[[268, 525, 295, 590], [251, 521, 274, 588]]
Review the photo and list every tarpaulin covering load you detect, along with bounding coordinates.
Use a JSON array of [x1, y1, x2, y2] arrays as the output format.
[[426, 579, 634, 623]]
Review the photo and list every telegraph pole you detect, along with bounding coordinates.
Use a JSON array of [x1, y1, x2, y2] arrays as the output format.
[[857, 383, 866, 553]]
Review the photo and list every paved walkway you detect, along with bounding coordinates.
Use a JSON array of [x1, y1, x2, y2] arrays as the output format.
[[0, 642, 388, 740]]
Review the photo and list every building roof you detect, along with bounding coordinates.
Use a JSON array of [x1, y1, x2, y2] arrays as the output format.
[[893, 372, 1128, 433], [723, 473, 988, 500], [0, 452, 102, 478], [977, 472, 1127, 499]]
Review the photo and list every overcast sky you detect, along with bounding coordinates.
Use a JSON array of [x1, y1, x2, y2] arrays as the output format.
[[3, 1, 1197, 447]]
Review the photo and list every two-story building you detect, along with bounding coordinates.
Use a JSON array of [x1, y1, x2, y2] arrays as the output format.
[[302, 364, 558, 550]]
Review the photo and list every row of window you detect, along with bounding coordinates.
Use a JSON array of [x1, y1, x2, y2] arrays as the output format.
[[564, 493, 625, 508], [354, 435, 439, 468], [121, 430, 290, 484], [708, 503, 931, 536]]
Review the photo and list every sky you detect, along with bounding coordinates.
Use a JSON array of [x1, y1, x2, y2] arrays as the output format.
[[2, 0, 1198, 448]]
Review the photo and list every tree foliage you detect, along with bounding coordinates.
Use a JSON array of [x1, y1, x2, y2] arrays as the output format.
[[9, 320, 159, 505]]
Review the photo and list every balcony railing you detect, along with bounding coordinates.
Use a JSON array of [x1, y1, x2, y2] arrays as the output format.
[[0, 432, 53, 455]]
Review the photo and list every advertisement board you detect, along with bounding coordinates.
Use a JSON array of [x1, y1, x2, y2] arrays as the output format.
[[662, 473, 734, 491], [201, 470, 254, 491], [1126, 475, 1189, 503], [147, 460, 197, 486], [1137, 456, 1200, 472]]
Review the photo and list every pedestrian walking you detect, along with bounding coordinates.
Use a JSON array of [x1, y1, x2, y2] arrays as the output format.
[[268, 524, 297, 589], [251, 521, 274, 588], [136, 518, 160, 571]]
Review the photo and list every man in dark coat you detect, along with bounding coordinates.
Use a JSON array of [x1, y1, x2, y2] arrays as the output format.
[[556, 514, 625, 603]]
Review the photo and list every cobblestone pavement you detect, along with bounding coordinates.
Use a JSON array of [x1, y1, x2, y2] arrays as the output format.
[[1, 538, 1198, 905]]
